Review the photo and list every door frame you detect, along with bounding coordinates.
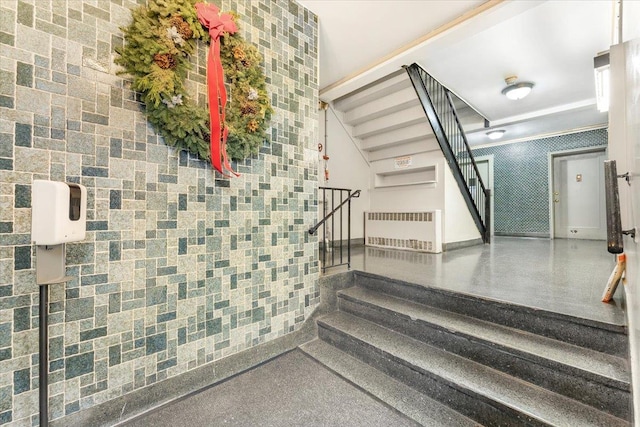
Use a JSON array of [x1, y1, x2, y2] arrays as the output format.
[[547, 145, 607, 239], [474, 154, 494, 236]]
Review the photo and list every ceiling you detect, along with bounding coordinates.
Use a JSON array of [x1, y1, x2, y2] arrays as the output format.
[[296, 0, 631, 147]]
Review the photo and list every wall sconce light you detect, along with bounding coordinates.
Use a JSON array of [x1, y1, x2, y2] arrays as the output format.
[[501, 76, 534, 100], [594, 51, 610, 113], [486, 130, 506, 140]]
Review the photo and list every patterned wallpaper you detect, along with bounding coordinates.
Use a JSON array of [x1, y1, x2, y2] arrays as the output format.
[[472, 129, 608, 236], [0, 0, 318, 425]]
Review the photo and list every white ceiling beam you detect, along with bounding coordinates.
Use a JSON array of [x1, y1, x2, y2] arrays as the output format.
[[489, 99, 597, 127]]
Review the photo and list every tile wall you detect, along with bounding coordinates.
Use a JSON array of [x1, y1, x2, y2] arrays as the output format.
[[472, 128, 607, 236], [0, 0, 319, 424]]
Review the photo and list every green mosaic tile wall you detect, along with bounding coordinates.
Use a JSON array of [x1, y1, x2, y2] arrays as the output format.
[[0, 0, 319, 424], [472, 129, 607, 236]]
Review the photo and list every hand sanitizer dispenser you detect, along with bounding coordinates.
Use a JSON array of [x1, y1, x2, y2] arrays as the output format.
[[32, 180, 87, 245], [31, 180, 88, 427], [31, 180, 87, 284]]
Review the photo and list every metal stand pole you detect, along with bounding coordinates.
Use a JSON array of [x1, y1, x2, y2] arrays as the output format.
[[39, 284, 49, 427]]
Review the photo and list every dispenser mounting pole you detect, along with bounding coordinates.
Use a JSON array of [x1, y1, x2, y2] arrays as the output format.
[[39, 284, 49, 427]]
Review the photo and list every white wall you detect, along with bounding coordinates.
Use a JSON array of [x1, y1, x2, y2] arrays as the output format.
[[324, 105, 482, 247], [623, 0, 640, 42], [318, 107, 370, 239], [368, 149, 480, 245], [369, 152, 445, 212], [609, 39, 640, 425], [443, 166, 482, 244]]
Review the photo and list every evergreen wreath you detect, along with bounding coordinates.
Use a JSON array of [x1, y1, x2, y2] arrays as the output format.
[[115, 0, 272, 163]]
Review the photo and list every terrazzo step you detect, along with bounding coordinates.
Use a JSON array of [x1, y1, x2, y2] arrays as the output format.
[[300, 339, 480, 427], [337, 286, 631, 420], [317, 312, 629, 427], [354, 271, 629, 357]]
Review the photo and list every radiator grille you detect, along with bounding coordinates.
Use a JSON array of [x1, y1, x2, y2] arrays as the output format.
[[366, 237, 433, 251], [367, 212, 433, 222], [365, 210, 442, 253]]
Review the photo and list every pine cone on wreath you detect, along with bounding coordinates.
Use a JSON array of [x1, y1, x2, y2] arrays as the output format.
[[241, 101, 258, 115], [169, 16, 193, 39], [154, 53, 176, 69]]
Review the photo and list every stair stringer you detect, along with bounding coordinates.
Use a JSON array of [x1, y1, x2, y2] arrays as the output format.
[[405, 63, 488, 242]]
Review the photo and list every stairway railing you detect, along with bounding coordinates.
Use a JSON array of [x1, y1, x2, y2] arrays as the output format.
[[405, 63, 490, 243], [310, 187, 361, 273]]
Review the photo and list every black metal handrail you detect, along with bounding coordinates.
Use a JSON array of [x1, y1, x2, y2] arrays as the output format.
[[310, 187, 360, 272], [604, 160, 635, 253], [405, 63, 490, 242]]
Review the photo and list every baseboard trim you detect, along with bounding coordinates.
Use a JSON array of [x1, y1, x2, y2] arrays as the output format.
[[52, 307, 330, 427], [443, 237, 483, 251]]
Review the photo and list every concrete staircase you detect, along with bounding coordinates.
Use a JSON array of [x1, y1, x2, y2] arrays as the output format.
[[333, 69, 483, 161], [301, 272, 631, 426], [329, 69, 488, 248]]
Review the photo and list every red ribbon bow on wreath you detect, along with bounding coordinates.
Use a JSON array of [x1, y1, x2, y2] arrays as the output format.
[[195, 2, 239, 176]]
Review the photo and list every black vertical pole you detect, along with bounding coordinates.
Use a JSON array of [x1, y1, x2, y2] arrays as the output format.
[[321, 188, 327, 272], [347, 191, 351, 269], [331, 190, 335, 267], [485, 189, 491, 243], [340, 190, 344, 264], [39, 284, 49, 427]]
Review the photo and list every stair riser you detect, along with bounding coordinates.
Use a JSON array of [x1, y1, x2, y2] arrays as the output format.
[[354, 117, 425, 140], [318, 323, 548, 427], [334, 72, 410, 112], [355, 273, 628, 357], [338, 296, 631, 420], [344, 96, 419, 126], [300, 340, 481, 427]]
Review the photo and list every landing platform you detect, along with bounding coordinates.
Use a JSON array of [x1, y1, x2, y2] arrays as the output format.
[[325, 237, 626, 326], [122, 350, 418, 427]]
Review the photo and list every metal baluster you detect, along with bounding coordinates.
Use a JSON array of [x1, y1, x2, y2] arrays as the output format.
[[347, 191, 352, 269], [321, 188, 327, 272], [331, 189, 335, 267], [407, 63, 489, 242], [339, 190, 344, 265]]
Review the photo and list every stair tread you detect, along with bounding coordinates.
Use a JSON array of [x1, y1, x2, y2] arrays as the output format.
[[339, 286, 630, 387], [355, 271, 627, 332], [319, 311, 629, 427], [300, 339, 480, 427]]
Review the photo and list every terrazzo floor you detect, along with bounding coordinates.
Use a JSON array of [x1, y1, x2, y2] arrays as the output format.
[[121, 350, 418, 427], [122, 237, 626, 427], [327, 236, 626, 326]]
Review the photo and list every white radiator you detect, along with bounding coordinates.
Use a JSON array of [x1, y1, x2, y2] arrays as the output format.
[[364, 210, 442, 253]]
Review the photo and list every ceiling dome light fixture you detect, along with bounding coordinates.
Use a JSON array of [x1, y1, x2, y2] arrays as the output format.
[[501, 75, 534, 100], [486, 129, 506, 140]]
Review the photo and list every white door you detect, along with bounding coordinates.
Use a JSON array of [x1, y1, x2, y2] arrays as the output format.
[[552, 150, 606, 239]]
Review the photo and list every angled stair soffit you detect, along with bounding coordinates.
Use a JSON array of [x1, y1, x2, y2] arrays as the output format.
[[319, 0, 610, 146], [318, 1, 538, 102]]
